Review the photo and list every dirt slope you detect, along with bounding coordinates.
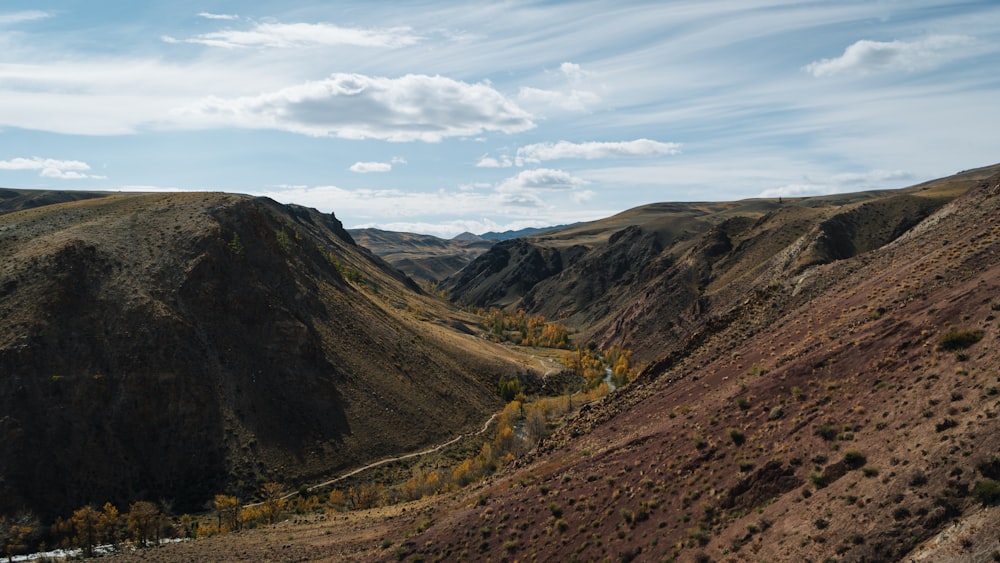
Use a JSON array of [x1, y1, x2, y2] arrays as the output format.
[[396, 169, 1000, 561], [0, 192, 525, 518]]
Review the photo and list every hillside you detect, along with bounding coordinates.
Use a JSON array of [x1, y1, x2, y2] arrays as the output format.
[[390, 168, 1000, 561], [86, 164, 1000, 563], [348, 228, 493, 285], [0, 192, 530, 519], [445, 164, 1000, 364]]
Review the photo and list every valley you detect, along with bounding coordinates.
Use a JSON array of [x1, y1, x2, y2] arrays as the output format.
[[2, 163, 1000, 561]]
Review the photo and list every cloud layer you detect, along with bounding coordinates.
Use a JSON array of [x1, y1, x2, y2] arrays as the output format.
[[173, 73, 535, 141]]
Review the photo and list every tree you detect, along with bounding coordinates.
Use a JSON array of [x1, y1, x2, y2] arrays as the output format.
[[126, 501, 163, 547], [68, 505, 101, 557], [1, 511, 39, 562], [259, 482, 287, 524], [212, 495, 240, 533]]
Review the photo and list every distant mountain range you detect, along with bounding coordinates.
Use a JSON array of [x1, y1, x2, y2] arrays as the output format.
[[348, 224, 573, 284]]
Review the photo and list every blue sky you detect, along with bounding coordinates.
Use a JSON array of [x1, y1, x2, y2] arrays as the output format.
[[1, 1, 998, 237]]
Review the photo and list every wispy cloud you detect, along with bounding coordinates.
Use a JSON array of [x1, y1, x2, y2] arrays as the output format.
[[197, 12, 239, 21], [164, 21, 421, 49], [516, 61, 601, 115], [0, 10, 50, 26], [497, 168, 587, 192], [516, 139, 681, 165], [804, 35, 977, 77], [758, 169, 913, 198], [349, 161, 392, 173], [0, 156, 105, 179], [173, 73, 535, 142]]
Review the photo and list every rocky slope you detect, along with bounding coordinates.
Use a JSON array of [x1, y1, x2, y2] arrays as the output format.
[[445, 165, 1000, 366], [0, 192, 525, 519], [396, 167, 1000, 562]]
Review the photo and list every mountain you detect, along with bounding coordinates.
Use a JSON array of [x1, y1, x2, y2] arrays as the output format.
[[393, 164, 1000, 561], [479, 224, 575, 241], [348, 228, 494, 285], [444, 165, 999, 363], [0, 192, 528, 518]]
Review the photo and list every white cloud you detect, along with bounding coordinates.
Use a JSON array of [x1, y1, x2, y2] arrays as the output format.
[[164, 22, 421, 49], [349, 161, 392, 173], [497, 168, 587, 192], [197, 12, 239, 21], [516, 61, 601, 114], [804, 35, 976, 77], [173, 73, 535, 141], [559, 62, 589, 82], [476, 155, 513, 168], [517, 86, 600, 114], [0, 156, 105, 179], [758, 169, 914, 198], [516, 139, 681, 165], [0, 11, 50, 26]]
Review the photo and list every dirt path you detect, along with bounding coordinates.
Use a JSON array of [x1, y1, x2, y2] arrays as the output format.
[[250, 413, 498, 506]]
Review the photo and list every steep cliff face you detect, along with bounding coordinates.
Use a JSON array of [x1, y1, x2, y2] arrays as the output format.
[[0, 193, 515, 518]]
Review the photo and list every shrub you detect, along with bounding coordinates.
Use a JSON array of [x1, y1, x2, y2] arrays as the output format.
[[842, 450, 867, 469], [936, 418, 959, 432], [861, 466, 879, 477], [972, 478, 1000, 506], [815, 424, 837, 441], [938, 329, 984, 351], [727, 428, 747, 446]]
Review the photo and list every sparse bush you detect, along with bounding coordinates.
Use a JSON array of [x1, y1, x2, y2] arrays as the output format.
[[842, 450, 867, 469], [936, 418, 959, 432], [548, 502, 562, 518], [938, 329, 984, 351], [861, 466, 879, 477], [727, 428, 746, 446], [972, 478, 1000, 506], [815, 424, 837, 441], [814, 517, 829, 529]]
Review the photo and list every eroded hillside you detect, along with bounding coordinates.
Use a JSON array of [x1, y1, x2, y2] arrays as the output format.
[[397, 168, 1000, 562], [446, 165, 1000, 366], [0, 192, 525, 518]]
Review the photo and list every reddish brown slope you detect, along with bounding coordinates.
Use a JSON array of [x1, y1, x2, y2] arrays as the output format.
[[396, 174, 1000, 562]]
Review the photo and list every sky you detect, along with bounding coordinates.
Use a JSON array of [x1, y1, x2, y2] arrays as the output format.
[[1, 1, 998, 238]]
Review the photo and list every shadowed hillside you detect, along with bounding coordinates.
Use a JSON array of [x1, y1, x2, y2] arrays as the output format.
[[0, 192, 526, 518]]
